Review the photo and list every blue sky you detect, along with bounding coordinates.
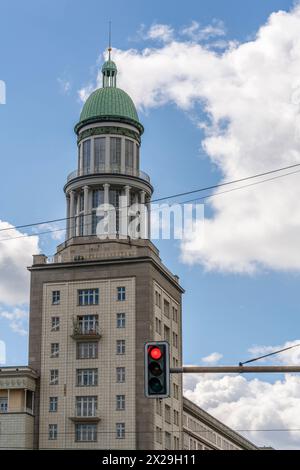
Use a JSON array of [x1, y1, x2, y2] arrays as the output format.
[[1, 0, 300, 448]]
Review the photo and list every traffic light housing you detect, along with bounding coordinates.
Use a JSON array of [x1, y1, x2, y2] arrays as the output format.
[[144, 341, 170, 398]]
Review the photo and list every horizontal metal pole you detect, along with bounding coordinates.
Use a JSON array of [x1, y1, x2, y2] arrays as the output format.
[[170, 366, 300, 374]]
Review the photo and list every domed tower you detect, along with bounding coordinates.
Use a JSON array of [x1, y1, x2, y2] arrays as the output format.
[[64, 56, 153, 240], [28, 49, 183, 451]]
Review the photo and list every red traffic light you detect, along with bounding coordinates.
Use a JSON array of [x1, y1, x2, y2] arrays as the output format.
[[149, 346, 162, 360]]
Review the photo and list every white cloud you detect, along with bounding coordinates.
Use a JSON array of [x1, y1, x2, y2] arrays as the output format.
[[185, 339, 300, 449], [181, 19, 226, 41], [0, 221, 39, 305], [184, 372, 300, 450], [78, 6, 300, 273], [202, 351, 223, 364], [0, 307, 28, 336], [248, 339, 300, 365], [33, 223, 65, 241], [144, 23, 174, 43], [0, 340, 6, 364]]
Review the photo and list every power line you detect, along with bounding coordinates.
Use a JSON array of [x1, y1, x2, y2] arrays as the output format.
[[1, 162, 300, 235], [1, 167, 300, 243], [239, 342, 300, 367]]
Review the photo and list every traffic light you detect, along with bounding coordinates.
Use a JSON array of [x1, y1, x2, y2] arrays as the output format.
[[144, 341, 170, 398]]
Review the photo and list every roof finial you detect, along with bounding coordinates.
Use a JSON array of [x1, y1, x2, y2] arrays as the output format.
[[108, 20, 112, 61]]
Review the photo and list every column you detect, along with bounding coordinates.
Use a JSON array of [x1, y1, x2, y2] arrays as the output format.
[[103, 183, 111, 238], [103, 183, 110, 205], [146, 196, 151, 240], [83, 185, 90, 236], [140, 190, 146, 239], [66, 195, 70, 239], [69, 190, 75, 238], [121, 185, 131, 238]]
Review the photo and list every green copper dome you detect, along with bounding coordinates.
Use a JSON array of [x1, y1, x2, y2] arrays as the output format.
[[79, 87, 141, 127], [76, 57, 143, 134]]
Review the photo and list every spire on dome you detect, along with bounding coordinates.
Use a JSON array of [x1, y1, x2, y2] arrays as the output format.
[[102, 21, 117, 88]]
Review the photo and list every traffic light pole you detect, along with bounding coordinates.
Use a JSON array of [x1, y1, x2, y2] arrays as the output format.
[[170, 365, 300, 373]]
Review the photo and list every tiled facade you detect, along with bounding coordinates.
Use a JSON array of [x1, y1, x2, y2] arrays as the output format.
[[38, 277, 136, 449]]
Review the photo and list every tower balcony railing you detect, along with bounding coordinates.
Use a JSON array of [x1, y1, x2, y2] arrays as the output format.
[[71, 322, 102, 340], [67, 167, 150, 183]]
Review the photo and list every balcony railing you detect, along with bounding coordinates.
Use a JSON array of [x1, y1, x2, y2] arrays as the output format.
[[67, 167, 150, 183], [71, 323, 101, 340]]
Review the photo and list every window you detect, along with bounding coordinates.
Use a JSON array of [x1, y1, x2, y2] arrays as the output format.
[[155, 291, 161, 308], [163, 299, 170, 318], [155, 318, 161, 335], [110, 137, 121, 169], [77, 342, 98, 359], [116, 422, 125, 439], [26, 390, 34, 414], [75, 423, 97, 442], [50, 369, 59, 385], [76, 396, 97, 417], [52, 290, 60, 305], [125, 139, 134, 171], [116, 313, 126, 328], [78, 214, 84, 236], [156, 399, 162, 416], [173, 383, 179, 400], [174, 436, 180, 449], [76, 369, 98, 387], [117, 286, 126, 301], [116, 395, 125, 410], [49, 397, 58, 413], [92, 189, 104, 208], [172, 307, 178, 323], [82, 139, 91, 171], [0, 397, 8, 413], [50, 343, 59, 358], [165, 404, 171, 424], [174, 410, 179, 426], [77, 315, 99, 334], [156, 426, 163, 444], [116, 367, 125, 383], [172, 332, 178, 349], [78, 289, 99, 306], [48, 424, 57, 440], [51, 317, 60, 332], [165, 431, 171, 450], [78, 191, 84, 212], [116, 339, 125, 355], [164, 325, 170, 342], [94, 137, 106, 170]]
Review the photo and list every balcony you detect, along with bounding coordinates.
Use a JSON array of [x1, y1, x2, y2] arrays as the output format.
[[67, 167, 150, 183], [71, 322, 102, 341]]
